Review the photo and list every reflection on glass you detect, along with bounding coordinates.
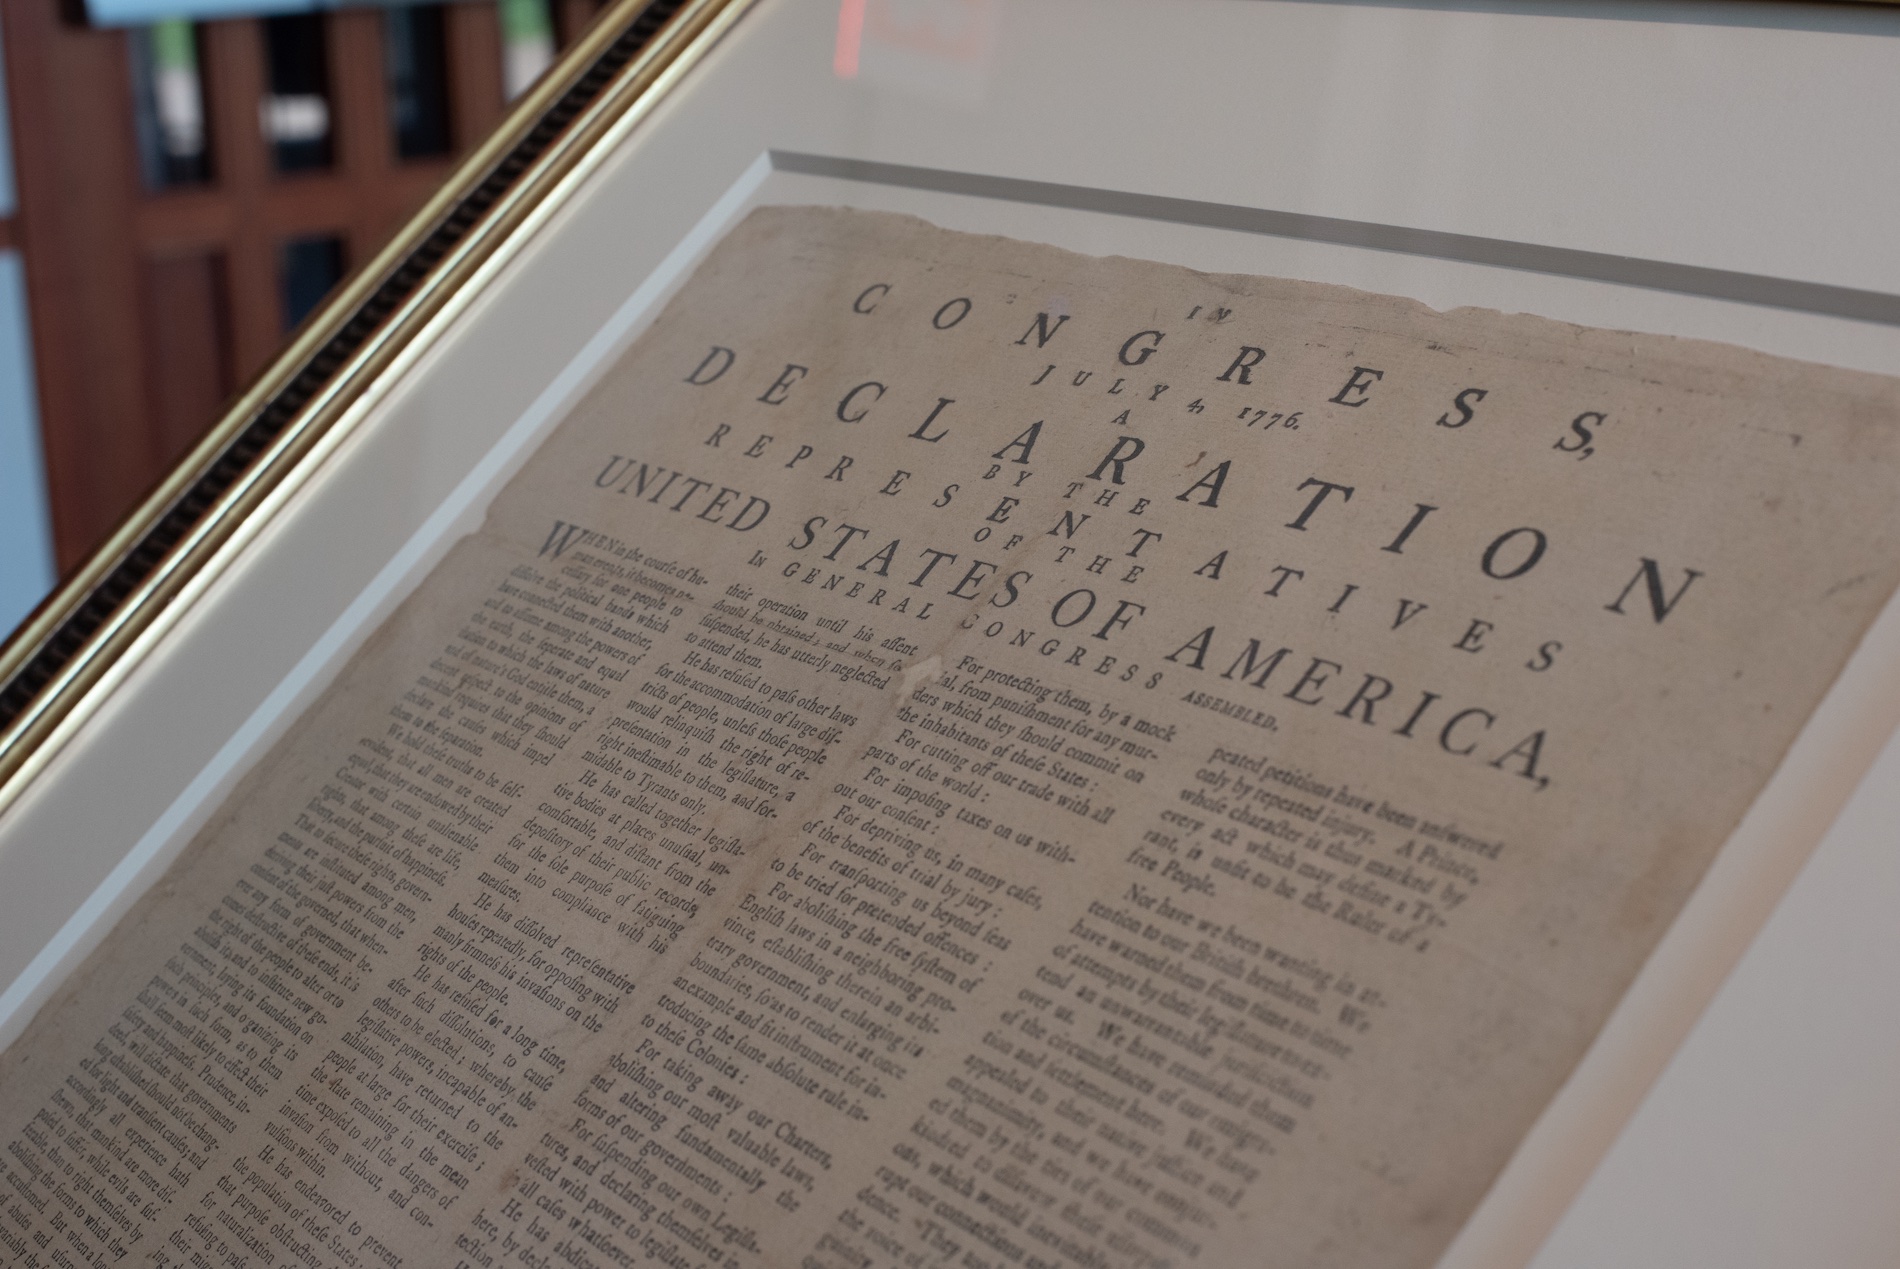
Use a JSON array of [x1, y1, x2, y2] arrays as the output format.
[[834, 0, 864, 77], [839, 0, 1003, 106], [835, 0, 994, 104], [280, 234, 345, 331], [261, 13, 333, 173], [386, 3, 453, 160], [498, 0, 554, 100], [129, 18, 210, 189]]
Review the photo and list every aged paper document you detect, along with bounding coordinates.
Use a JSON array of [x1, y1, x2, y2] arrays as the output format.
[[5, 207, 1899, 1269]]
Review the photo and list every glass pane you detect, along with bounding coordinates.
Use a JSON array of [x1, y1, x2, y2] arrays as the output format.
[[260, 12, 333, 173], [128, 18, 210, 189], [386, 3, 453, 160], [279, 234, 344, 330], [498, 0, 554, 99]]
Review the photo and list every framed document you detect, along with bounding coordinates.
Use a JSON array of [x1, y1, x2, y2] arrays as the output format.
[[3, 4, 1900, 1268]]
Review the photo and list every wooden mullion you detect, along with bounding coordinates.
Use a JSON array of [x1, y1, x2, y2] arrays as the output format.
[[327, 7, 390, 271], [445, 1, 505, 153], [556, 0, 601, 49], [132, 189, 236, 255], [365, 160, 459, 252], [200, 17, 283, 378]]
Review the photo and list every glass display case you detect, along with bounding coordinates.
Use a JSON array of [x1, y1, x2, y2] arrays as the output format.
[[2, 5, 1899, 1267]]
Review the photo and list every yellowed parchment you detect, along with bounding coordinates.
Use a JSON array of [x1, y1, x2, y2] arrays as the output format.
[[4, 206, 1898, 1269]]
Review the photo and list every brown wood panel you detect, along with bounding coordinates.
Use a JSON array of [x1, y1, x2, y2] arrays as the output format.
[[556, 0, 602, 48], [199, 17, 283, 381], [141, 250, 233, 466], [355, 162, 457, 258], [446, 1, 505, 146], [131, 161, 454, 253], [1, 0, 153, 571], [328, 7, 390, 268], [3, 0, 518, 573]]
